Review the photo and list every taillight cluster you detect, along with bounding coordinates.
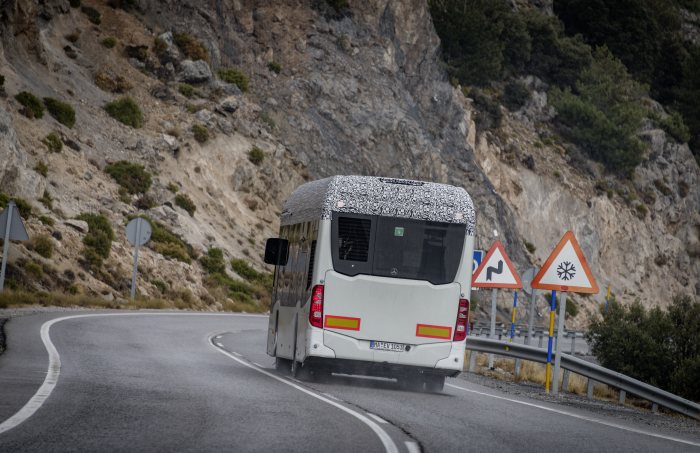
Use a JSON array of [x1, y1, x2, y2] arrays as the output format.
[[453, 298, 469, 341], [309, 284, 324, 328]]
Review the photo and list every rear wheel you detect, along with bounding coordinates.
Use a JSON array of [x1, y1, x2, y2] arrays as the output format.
[[425, 375, 445, 393], [275, 357, 291, 373], [399, 374, 425, 392]]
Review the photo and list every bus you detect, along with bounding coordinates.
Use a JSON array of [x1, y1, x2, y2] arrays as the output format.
[[264, 175, 476, 392]]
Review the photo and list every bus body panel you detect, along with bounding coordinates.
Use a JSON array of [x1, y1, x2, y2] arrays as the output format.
[[323, 271, 461, 345]]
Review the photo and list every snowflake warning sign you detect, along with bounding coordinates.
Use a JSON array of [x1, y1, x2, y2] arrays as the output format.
[[531, 231, 599, 294]]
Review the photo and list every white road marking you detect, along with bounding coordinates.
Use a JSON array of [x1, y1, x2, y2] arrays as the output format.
[[321, 392, 340, 401], [215, 342, 223, 348], [210, 338, 399, 453], [445, 383, 700, 448], [232, 352, 242, 357], [404, 441, 420, 453], [367, 413, 388, 424], [215, 335, 222, 340], [252, 362, 264, 368], [0, 312, 264, 435]]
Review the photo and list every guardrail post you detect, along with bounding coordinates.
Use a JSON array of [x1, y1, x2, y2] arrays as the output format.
[[538, 333, 543, 348], [587, 379, 594, 399], [468, 350, 477, 372], [652, 403, 659, 414], [562, 369, 570, 392], [619, 390, 626, 405], [571, 333, 577, 356]]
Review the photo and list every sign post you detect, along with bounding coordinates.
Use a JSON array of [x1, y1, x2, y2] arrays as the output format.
[[0, 201, 29, 292], [545, 290, 557, 392], [532, 231, 599, 395], [521, 267, 538, 346], [126, 217, 152, 300], [472, 240, 522, 369]]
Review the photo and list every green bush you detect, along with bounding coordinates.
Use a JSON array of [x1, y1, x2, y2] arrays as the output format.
[[81, 6, 101, 24], [174, 193, 196, 216], [248, 146, 264, 165], [178, 83, 196, 98], [32, 235, 54, 259], [34, 161, 48, 177], [259, 111, 275, 129], [523, 240, 536, 254], [653, 178, 672, 196], [659, 110, 691, 143], [130, 215, 194, 263], [268, 61, 282, 74], [587, 295, 700, 401], [39, 190, 53, 209], [166, 182, 179, 193], [173, 33, 208, 61], [218, 68, 249, 92], [42, 132, 62, 152], [191, 124, 208, 143], [503, 80, 530, 111], [76, 213, 114, 268], [231, 258, 259, 281], [39, 215, 54, 226], [104, 161, 152, 194], [201, 248, 226, 274], [470, 88, 502, 130], [15, 91, 44, 119], [104, 96, 143, 128], [101, 37, 117, 49], [43, 98, 76, 128]]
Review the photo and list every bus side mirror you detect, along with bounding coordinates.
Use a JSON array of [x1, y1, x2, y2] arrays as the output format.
[[264, 238, 289, 266]]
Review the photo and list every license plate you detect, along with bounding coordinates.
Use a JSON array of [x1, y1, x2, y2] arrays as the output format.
[[370, 340, 407, 352]]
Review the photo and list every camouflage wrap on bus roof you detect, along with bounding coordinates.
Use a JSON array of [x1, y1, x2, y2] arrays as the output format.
[[281, 176, 475, 235]]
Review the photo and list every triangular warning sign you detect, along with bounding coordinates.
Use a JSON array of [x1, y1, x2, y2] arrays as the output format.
[[472, 240, 522, 289], [531, 231, 599, 294]]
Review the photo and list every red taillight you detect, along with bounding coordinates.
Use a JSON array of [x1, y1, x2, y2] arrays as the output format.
[[309, 284, 324, 328], [453, 298, 469, 341]]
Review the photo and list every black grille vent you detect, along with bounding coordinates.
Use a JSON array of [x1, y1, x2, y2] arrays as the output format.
[[338, 217, 371, 262], [306, 240, 317, 290]]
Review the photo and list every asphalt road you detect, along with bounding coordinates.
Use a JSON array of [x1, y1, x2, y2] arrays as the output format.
[[0, 311, 698, 452]]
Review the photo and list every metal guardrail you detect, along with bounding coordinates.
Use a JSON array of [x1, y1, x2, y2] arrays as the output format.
[[465, 337, 700, 420]]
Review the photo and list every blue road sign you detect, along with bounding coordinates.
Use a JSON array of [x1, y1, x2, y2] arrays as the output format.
[[473, 250, 484, 274]]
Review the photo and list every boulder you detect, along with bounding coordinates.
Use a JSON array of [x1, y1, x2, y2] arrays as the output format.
[[64, 219, 89, 233], [178, 60, 212, 84]]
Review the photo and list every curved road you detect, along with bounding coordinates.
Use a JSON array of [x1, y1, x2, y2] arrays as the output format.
[[0, 311, 698, 452]]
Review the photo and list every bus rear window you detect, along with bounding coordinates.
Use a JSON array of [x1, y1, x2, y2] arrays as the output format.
[[331, 213, 465, 285]]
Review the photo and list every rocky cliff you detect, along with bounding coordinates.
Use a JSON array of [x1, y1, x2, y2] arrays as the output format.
[[0, 0, 697, 324]]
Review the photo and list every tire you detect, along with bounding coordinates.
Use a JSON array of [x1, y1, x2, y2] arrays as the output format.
[[425, 375, 445, 393], [400, 374, 425, 392], [275, 357, 291, 373]]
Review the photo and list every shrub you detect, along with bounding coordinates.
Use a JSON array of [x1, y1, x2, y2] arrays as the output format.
[[268, 61, 282, 74], [653, 179, 672, 196], [0, 193, 32, 218], [42, 132, 63, 152], [173, 33, 208, 61], [104, 161, 152, 194], [178, 83, 196, 98], [15, 91, 44, 119], [105, 97, 143, 128], [248, 146, 264, 165], [523, 240, 536, 254], [65, 31, 80, 43], [69, 0, 80, 7], [659, 110, 691, 143], [259, 111, 275, 129], [200, 248, 226, 274], [635, 203, 648, 219], [94, 71, 131, 94], [76, 213, 114, 268], [191, 124, 208, 143], [39, 190, 53, 209], [152, 279, 168, 294], [43, 98, 76, 128], [218, 68, 249, 92], [81, 6, 101, 24], [166, 182, 179, 193], [470, 88, 502, 130], [587, 295, 700, 400], [174, 193, 196, 216], [153, 242, 191, 263], [503, 80, 530, 111], [39, 215, 54, 226], [34, 161, 48, 177], [130, 215, 194, 263], [153, 37, 168, 57], [101, 37, 117, 49], [231, 258, 259, 281], [124, 45, 148, 62], [32, 235, 54, 259]]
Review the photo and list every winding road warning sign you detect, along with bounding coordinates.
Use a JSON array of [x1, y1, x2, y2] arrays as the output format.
[[531, 231, 599, 294], [472, 240, 522, 289]]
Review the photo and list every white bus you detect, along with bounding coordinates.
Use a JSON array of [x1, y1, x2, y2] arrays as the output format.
[[264, 175, 476, 391]]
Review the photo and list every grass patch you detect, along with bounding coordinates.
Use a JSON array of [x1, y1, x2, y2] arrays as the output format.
[[31, 235, 54, 258], [178, 83, 196, 98], [42, 132, 63, 152], [95, 71, 132, 93], [218, 68, 249, 92], [39, 215, 54, 226], [105, 97, 143, 128], [15, 91, 44, 119], [101, 36, 117, 48], [248, 146, 264, 165], [129, 215, 194, 263], [38, 190, 53, 209], [259, 111, 275, 129], [268, 61, 282, 74], [173, 33, 208, 61], [191, 124, 208, 143], [76, 213, 114, 269], [104, 161, 152, 194], [43, 98, 76, 128], [34, 161, 48, 177], [174, 193, 196, 216], [166, 182, 179, 193]]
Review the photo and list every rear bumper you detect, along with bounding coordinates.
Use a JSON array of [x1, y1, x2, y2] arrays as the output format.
[[304, 356, 461, 378]]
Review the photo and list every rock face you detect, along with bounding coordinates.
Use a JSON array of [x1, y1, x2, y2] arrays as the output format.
[[0, 0, 696, 320]]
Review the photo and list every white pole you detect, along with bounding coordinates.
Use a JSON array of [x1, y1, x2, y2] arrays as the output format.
[[552, 291, 567, 395], [488, 288, 498, 369], [0, 203, 14, 292], [526, 288, 537, 346], [130, 219, 142, 300]]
